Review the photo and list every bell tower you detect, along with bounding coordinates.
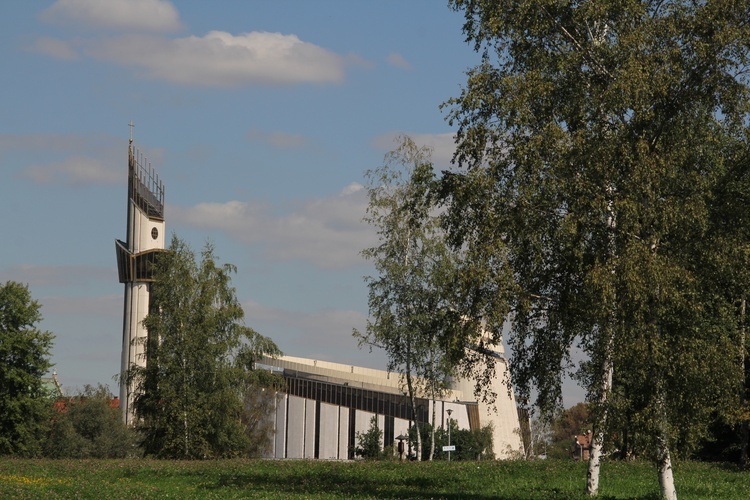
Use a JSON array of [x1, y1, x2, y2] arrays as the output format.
[[115, 124, 166, 424]]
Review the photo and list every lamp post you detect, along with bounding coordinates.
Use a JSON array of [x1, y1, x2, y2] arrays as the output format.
[[446, 409, 453, 462]]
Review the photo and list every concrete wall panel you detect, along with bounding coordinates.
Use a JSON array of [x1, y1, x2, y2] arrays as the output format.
[[338, 407, 349, 460], [304, 399, 316, 459], [318, 403, 340, 460], [355, 410, 375, 437], [286, 396, 305, 459], [273, 393, 288, 458]]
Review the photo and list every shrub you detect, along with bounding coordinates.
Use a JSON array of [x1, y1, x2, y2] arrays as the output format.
[[355, 416, 384, 460], [45, 384, 140, 458]]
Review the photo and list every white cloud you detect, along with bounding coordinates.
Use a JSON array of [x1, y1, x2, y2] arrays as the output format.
[[86, 31, 347, 87], [372, 132, 457, 167], [40, 0, 182, 33], [247, 128, 310, 149], [170, 183, 374, 269], [386, 52, 412, 70], [22, 156, 120, 185]]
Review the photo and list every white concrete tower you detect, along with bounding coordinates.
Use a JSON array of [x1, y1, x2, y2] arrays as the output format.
[[115, 127, 166, 424]]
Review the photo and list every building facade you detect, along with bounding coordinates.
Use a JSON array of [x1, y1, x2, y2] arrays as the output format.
[[259, 353, 524, 460]]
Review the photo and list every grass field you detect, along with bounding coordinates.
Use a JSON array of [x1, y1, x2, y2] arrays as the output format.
[[0, 458, 747, 499]]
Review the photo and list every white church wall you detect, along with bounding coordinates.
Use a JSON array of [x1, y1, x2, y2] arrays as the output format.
[[272, 393, 287, 459], [304, 399, 316, 459], [354, 410, 375, 441], [286, 396, 305, 459], [318, 402, 340, 459], [338, 407, 349, 460], [377, 414, 385, 451]]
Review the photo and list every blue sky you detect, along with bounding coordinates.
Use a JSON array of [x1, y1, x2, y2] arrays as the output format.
[[1, 0, 584, 405]]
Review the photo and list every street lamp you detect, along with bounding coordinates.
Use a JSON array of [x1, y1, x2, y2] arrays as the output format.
[[446, 409, 453, 462]]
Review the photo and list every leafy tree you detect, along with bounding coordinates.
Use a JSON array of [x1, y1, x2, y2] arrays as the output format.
[[543, 403, 591, 460], [45, 384, 140, 458], [355, 136, 468, 461], [128, 235, 281, 458], [442, 1, 750, 497], [355, 416, 385, 460], [517, 406, 533, 459], [239, 371, 284, 457], [529, 415, 553, 459], [0, 281, 54, 457]]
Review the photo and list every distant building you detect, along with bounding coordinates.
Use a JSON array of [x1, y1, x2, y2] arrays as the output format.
[[258, 353, 524, 460], [41, 370, 64, 399], [574, 430, 592, 460]]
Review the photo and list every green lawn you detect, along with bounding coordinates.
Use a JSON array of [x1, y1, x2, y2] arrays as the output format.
[[0, 458, 746, 499]]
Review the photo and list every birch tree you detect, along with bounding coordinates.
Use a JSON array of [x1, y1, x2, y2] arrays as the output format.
[[355, 136, 461, 461], [129, 235, 281, 458], [443, 1, 750, 497]]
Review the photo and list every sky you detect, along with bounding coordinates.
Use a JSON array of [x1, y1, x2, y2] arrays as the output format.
[[1, 0, 584, 406]]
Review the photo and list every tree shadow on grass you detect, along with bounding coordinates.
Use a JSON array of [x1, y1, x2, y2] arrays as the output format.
[[200, 470, 664, 499]]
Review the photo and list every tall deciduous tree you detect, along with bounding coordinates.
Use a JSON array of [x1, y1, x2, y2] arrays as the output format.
[[355, 136, 464, 461], [129, 235, 281, 458], [443, 1, 750, 497], [0, 281, 54, 457]]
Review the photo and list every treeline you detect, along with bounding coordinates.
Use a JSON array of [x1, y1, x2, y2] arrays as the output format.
[[533, 402, 748, 464], [0, 282, 132, 458]]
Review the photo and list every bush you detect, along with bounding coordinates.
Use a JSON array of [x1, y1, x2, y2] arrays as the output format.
[[355, 416, 384, 460], [433, 420, 495, 461], [45, 384, 140, 458]]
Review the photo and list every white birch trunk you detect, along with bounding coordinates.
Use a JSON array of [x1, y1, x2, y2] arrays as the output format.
[[586, 341, 612, 496], [657, 440, 677, 500], [406, 368, 421, 461], [654, 322, 676, 499], [403, 226, 421, 461], [586, 186, 616, 496]]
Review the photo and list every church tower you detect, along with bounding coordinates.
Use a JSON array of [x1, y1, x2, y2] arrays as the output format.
[[115, 127, 166, 424]]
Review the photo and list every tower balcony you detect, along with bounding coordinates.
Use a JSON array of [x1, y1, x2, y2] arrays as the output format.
[[115, 240, 167, 283]]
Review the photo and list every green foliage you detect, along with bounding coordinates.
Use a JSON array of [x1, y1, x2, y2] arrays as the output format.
[[239, 376, 284, 458], [128, 235, 281, 459], [354, 416, 384, 460], [535, 403, 591, 460], [0, 281, 54, 457], [44, 384, 140, 458], [443, 0, 750, 484], [433, 420, 495, 461]]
